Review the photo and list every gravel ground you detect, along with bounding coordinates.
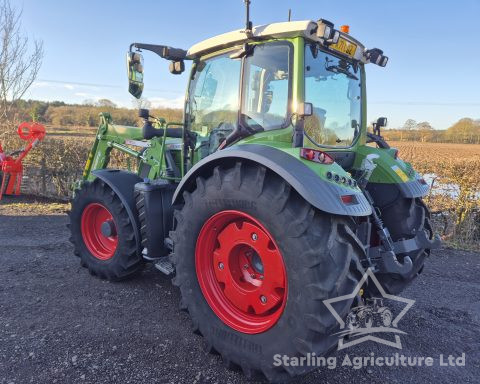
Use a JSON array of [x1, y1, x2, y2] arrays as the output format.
[[0, 196, 479, 384]]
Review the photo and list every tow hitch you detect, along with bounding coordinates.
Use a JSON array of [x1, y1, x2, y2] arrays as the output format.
[[369, 230, 442, 277]]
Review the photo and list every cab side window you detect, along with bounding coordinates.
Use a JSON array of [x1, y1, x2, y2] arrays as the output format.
[[241, 43, 291, 131], [187, 54, 241, 137]]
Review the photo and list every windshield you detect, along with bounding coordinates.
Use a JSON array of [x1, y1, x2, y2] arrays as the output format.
[[304, 44, 362, 147]]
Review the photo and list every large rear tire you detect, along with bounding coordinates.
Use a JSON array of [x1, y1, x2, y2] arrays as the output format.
[[376, 197, 433, 294], [68, 179, 143, 280], [172, 163, 365, 381]]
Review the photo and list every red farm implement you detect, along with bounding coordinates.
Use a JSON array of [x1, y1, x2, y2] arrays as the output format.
[[0, 122, 46, 200]]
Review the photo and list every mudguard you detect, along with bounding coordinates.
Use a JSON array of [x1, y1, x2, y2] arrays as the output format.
[[172, 144, 372, 217], [397, 179, 429, 198], [354, 145, 429, 205], [92, 169, 143, 255], [367, 180, 429, 208]]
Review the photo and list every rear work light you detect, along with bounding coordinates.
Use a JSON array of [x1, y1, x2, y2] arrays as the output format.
[[300, 148, 334, 165]]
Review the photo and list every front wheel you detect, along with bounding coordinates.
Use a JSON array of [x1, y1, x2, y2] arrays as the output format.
[[172, 163, 364, 381], [68, 179, 143, 280]]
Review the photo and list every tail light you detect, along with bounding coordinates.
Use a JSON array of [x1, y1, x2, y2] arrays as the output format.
[[340, 194, 357, 205], [300, 148, 334, 165]]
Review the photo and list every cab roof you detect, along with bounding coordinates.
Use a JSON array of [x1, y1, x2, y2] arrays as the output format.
[[187, 20, 366, 62]]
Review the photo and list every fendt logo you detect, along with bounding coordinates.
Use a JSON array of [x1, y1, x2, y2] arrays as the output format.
[[323, 268, 415, 350]]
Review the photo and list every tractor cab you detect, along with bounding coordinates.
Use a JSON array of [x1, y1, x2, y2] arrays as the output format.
[[127, 19, 389, 173]]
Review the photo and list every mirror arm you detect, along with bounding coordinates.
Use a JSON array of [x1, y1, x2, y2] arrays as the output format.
[[366, 132, 390, 149], [130, 43, 188, 61]]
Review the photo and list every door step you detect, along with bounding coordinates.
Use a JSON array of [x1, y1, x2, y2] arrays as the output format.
[[155, 257, 175, 275]]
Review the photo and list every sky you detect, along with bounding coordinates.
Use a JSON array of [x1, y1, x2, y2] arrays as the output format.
[[17, 0, 480, 130]]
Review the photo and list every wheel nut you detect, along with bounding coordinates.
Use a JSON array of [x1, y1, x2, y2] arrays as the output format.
[[250, 274, 256, 279], [218, 262, 224, 270], [251, 233, 258, 241], [260, 295, 267, 304], [243, 264, 249, 269]]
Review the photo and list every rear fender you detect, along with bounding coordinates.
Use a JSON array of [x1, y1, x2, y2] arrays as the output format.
[[172, 144, 372, 217], [354, 145, 429, 207]]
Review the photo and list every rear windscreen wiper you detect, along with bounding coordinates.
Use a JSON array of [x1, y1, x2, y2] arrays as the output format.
[[326, 65, 358, 80]]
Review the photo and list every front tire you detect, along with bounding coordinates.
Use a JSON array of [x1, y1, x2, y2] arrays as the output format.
[[172, 163, 365, 381], [68, 179, 143, 280]]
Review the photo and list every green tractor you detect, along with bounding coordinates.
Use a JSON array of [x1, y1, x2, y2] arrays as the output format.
[[69, 4, 440, 381]]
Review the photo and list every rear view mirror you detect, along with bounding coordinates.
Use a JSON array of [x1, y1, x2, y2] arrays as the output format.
[[127, 52, 144, 98], [169, 60, 185, 75], [376, 117, 387, 128], [297, 102, 313, 117], [373, 117, 387, 136]]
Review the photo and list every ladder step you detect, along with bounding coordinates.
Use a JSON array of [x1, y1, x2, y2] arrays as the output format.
[[155, 257, 175, 275]]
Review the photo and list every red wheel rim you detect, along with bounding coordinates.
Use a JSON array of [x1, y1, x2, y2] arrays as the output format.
[[81, 203, 118, 260], [195, 210, 287, 334]]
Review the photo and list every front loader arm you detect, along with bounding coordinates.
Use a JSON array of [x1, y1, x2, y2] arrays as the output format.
[[81, 113, 145, 183], [79, 113, 185, 190]]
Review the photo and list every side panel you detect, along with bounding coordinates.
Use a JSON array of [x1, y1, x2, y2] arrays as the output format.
[[91, 169, 143, 255], [173, 144, 372, 217]]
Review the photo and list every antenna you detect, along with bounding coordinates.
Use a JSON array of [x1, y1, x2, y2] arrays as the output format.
[[288, 9, 291, 22], [244, 0, 253, 35]]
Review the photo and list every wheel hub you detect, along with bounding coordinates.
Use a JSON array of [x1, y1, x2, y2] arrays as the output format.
[[101, 220, 116, 237], [195, 210, 287, 334], [81, 203, 118, 260], [250, 251, 264, 274]]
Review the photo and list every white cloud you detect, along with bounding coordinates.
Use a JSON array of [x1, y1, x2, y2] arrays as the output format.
[[148, 96, 184, 109], [31, 81, 76, 91], [32, 81, 54, 88]]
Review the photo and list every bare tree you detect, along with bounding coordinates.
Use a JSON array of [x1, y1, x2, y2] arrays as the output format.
[[97, 98, 117, 108], [0, 0, 44, 128], [402, 119, 417, 131], [417, 121, 434, 142], [132, 97, 151, 110]]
